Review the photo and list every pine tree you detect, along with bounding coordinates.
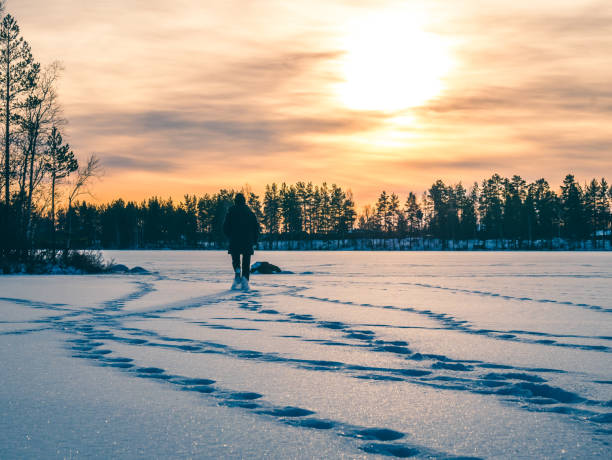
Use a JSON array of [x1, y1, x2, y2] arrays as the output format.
[[318, 183, 331, 234], [584, 179, 599, 243], [404, 192, 423, 239], [180, 194, 198, 246], [446, 185, 459, 242], [560, 174, 584, 241], [375, 191, 389, 233], [263, 183, 281, 235], [340, 190, 356, 234], [608, 181, 612, 245], [44, 126, 77, 253], [0, 14, 39, 205], [197, 194, 214, 238], [457, 183, 477, 241], [597, 178, 610, 246], [425, 180, 453, 241], [329, 184, 345, 234], [302, 182, 315, 234], [387, 193, 401, 235], [280, 183, 301, 234], [503, 175, 526, 245], [527, 179, 558, 242], [211, 190, 234, 245], [479, 174, 505, 242], [248, 192, 264, 224]]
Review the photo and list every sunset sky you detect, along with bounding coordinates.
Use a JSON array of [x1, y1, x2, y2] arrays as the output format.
[[9, 0, 612, 204]]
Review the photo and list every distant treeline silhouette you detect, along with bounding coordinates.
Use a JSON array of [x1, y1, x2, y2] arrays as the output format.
[[4, 174, 610, 252]]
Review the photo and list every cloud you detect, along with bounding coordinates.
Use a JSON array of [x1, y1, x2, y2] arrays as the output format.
[[9, 0, 612, 203], [103, 154, 180, 172], [72, 106, 387, 160]]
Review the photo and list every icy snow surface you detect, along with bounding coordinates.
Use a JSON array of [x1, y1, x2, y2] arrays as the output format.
[[1, 251, 611, 459]]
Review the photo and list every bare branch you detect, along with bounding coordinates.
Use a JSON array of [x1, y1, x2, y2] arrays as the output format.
[[68, 154, 103, 206]]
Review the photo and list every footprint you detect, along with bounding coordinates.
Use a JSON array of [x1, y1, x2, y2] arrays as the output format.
[[397, 369, 431, 377], [188, 386, 215, 393], [356, 375, 404, 382], [176, 379, 215, 385], [360, 443, 419, 458], [478, 364, 513, 370], [92, 349, 113, 355], [483, 372, 545, 383], [230, 392, 263, 400], [352, 428, 405, 441], [432, 362, 472, 371], [375, 345, 412, 355], [177, 345, 201, 351], [135, 367, 165, 374], [345, 332, 374, 341], [296, 419, 335, 429], [263, 406, 315, 417], [117, 338, 148, 344], [496, 383, 584, 403], [590, 413, 612, 424], [108, 362, 134, 369], [104, 357, 133, 363], [289, 314, 314, 321], [318, 322, 346, 330], [221, 401, 259, 409]]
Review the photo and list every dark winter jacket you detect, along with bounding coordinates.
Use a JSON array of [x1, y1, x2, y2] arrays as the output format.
[[223, 204, 260, 255]]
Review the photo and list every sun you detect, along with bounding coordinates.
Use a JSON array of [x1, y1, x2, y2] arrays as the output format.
[[337, 10, 453, 112]]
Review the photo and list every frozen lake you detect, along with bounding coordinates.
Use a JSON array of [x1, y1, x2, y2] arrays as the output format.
[[1, 251, 611, 459]]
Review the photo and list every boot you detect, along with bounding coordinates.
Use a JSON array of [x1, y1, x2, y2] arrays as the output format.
[[240, 276, 250, 292], [231, 269, 241, 290]]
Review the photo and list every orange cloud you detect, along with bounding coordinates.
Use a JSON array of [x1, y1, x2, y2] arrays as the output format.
[[9, 0, 612, 204]]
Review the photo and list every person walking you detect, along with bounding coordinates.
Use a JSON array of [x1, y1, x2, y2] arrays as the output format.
[[223, 193, 260, 291]]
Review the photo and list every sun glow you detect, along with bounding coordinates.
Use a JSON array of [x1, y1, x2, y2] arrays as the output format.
[[338, 10, 453, 112]]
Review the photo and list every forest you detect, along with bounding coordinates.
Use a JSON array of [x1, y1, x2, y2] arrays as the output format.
[[15, 174, 612, 251]]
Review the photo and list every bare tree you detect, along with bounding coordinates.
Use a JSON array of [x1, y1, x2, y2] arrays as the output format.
[[66, 154, 102, 249], [18, 62, 64, 242]]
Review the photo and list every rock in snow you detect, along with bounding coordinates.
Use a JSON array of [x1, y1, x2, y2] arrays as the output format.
[[250, 261, 282, 274], [108, 264, 130, 273], [109, 264, 149, 274], [129, 266, 149, 274]]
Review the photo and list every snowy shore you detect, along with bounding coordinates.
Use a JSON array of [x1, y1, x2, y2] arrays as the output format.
[[1, 251, 611, 458], [121, 237, 611, 251], [255, 237, 612, 251]]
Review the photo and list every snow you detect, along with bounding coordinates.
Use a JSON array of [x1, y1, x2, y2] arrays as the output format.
[[1, 251, 611, 459]]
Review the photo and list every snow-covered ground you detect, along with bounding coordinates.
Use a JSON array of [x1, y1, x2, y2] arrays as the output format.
[[1, 251, 611, 459]]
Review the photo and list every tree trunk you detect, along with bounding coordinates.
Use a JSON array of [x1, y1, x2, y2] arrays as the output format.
[[25, 131, 38, 247], [66, 200, 73, 251], [4, 38, 10, 207], [51, 173, 56, 259]]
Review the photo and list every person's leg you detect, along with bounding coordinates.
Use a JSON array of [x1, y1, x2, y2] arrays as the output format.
[[242, 253, 251, 280], [231, 253, 241, 278]]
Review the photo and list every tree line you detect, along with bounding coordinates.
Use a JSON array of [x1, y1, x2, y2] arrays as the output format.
[[360, 174, 610, 249], [14, 174, 610, 251], [28, 182, 357, 249]]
